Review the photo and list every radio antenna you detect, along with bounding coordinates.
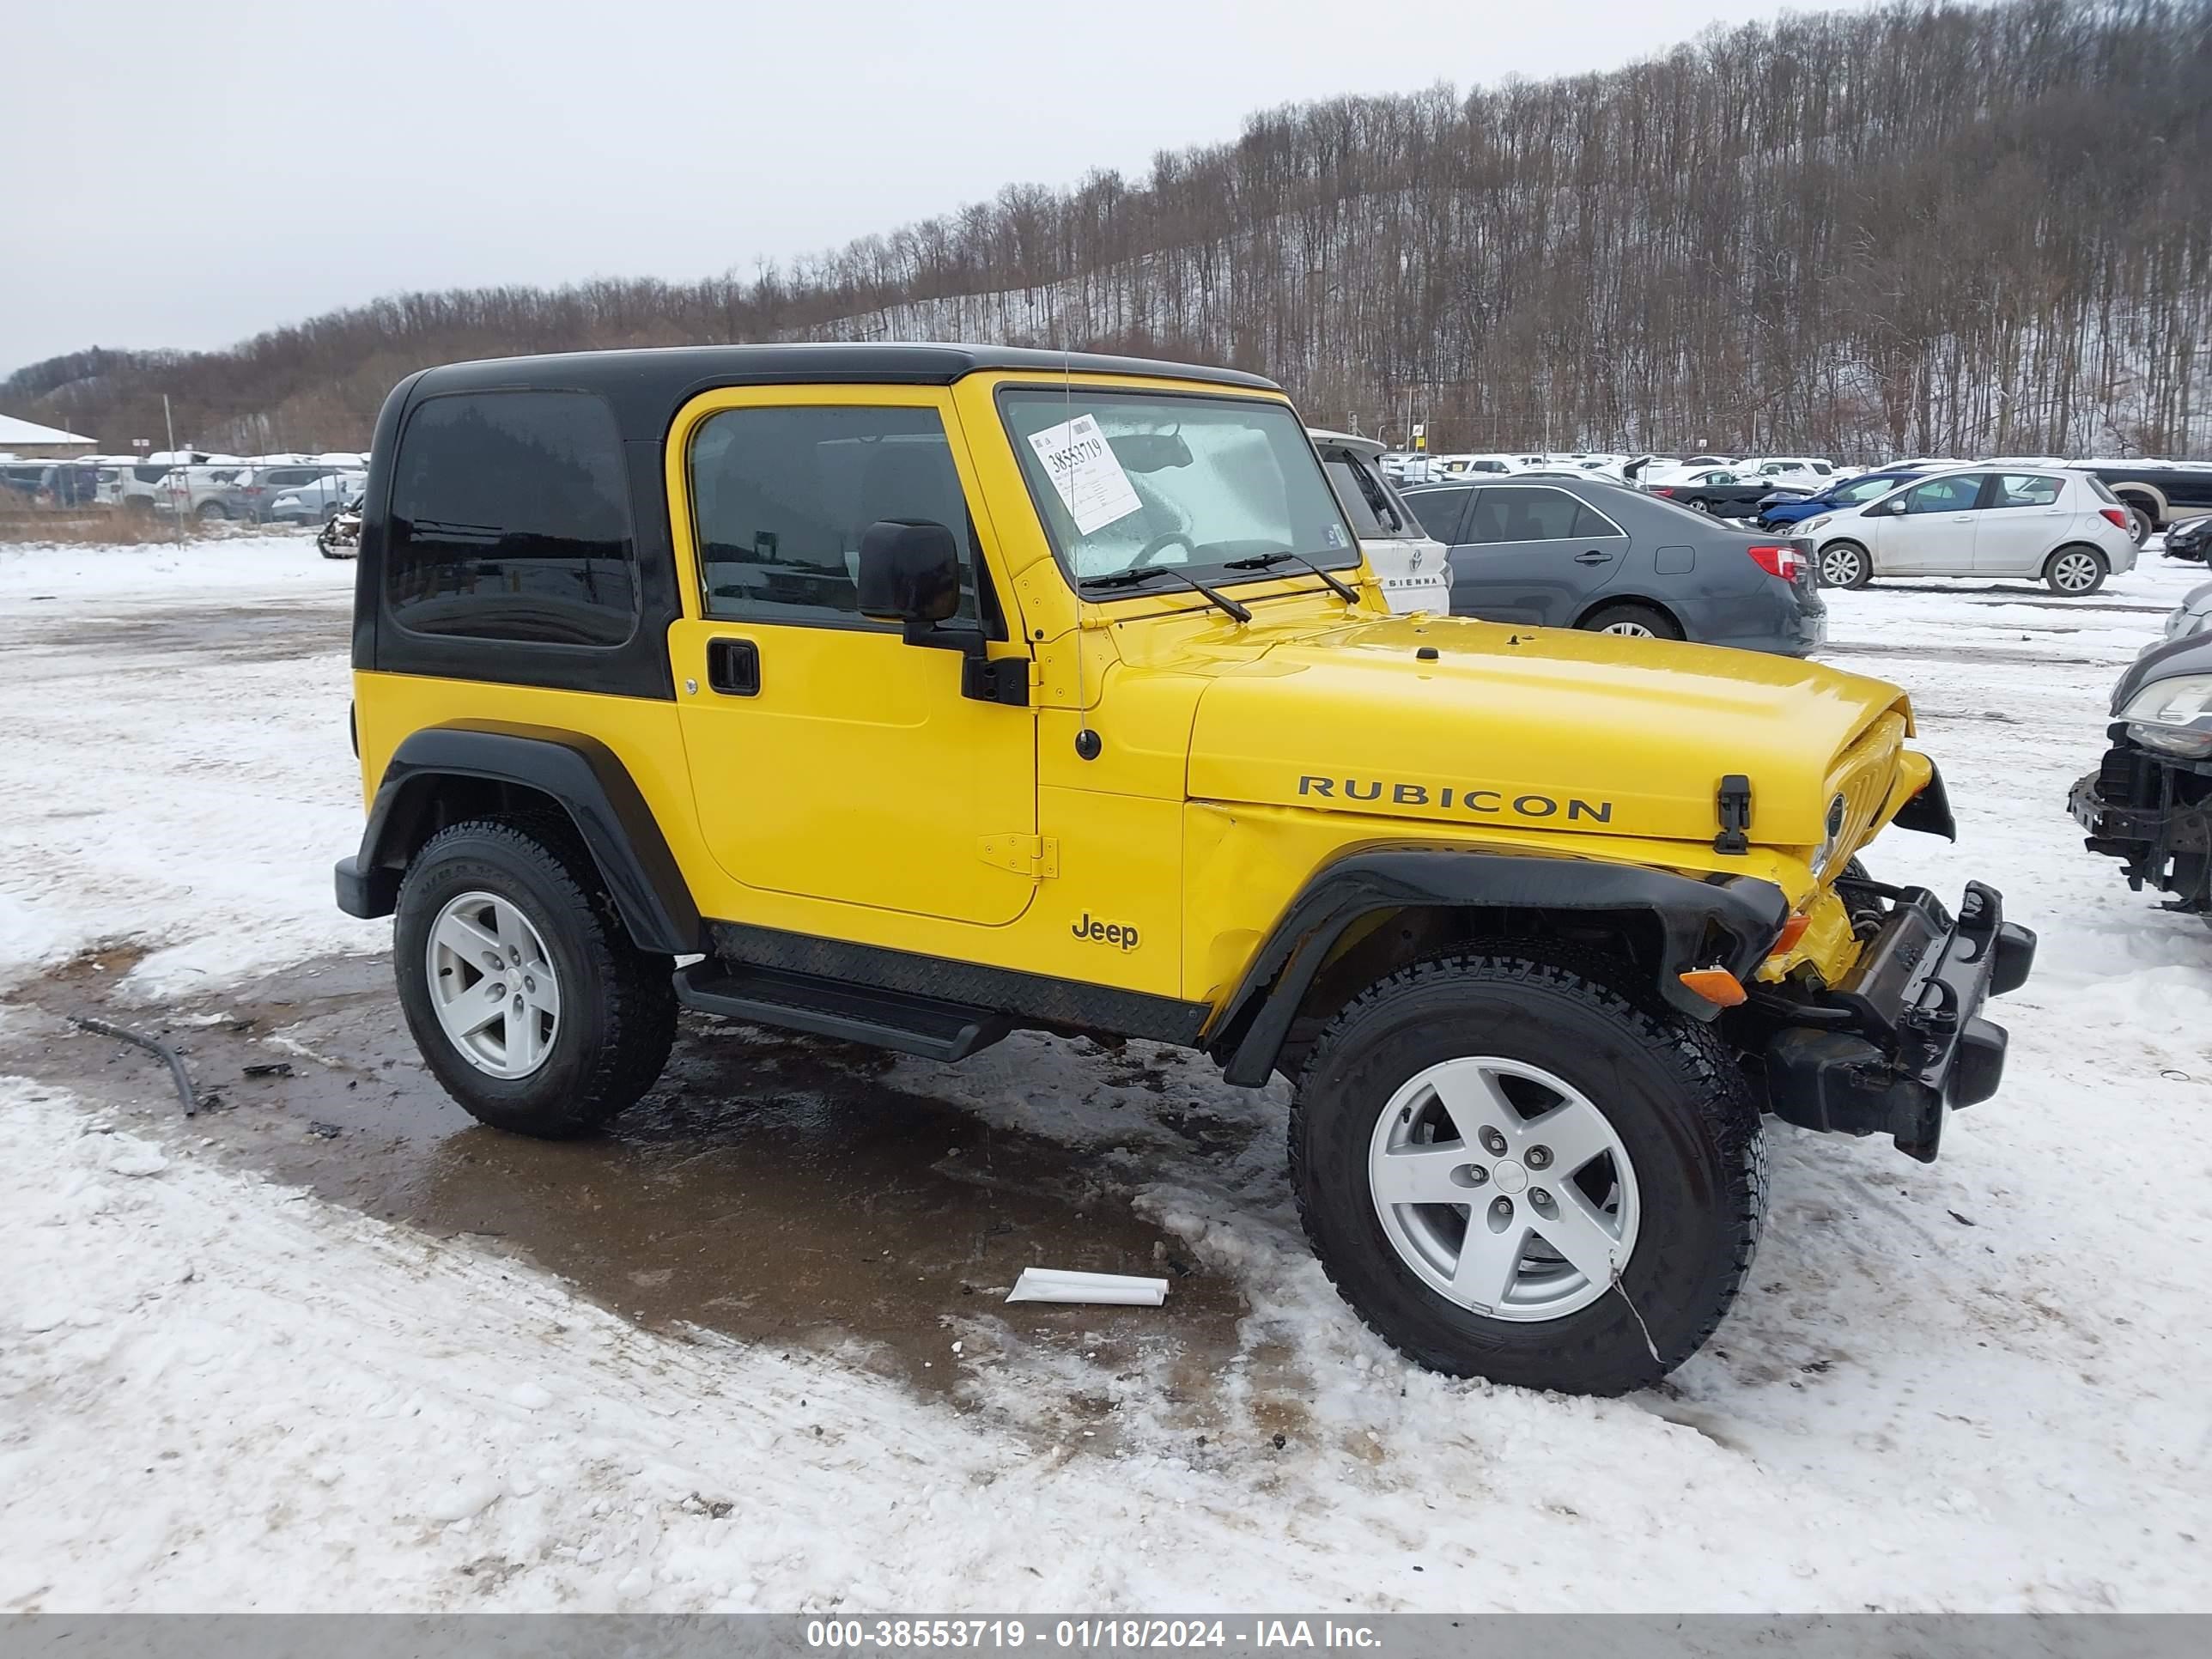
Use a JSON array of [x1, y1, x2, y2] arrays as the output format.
[[1062, 254, 1097, 760]]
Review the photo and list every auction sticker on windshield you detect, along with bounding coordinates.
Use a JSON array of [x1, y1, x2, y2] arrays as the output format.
[[1027, 413, 1144, 535]]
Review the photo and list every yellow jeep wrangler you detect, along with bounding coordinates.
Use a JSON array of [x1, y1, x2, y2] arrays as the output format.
[[337, 344, 2034, 1395]]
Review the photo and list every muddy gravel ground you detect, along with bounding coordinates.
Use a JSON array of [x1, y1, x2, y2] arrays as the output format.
[[0, 947, 1273, 1423]]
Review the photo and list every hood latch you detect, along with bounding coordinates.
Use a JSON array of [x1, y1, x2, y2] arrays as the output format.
[[1714, 775, 1753, 854]]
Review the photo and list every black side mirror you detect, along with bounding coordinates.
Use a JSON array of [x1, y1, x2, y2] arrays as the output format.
[[857, 519, 960, 624], [855, 518, 1027, 708]]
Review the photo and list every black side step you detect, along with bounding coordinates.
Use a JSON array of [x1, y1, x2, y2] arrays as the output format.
[[673, 960, 1011, 1062]]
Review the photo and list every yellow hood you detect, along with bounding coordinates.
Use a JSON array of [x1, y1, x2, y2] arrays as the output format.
[[1183, 612, 1910, 846]]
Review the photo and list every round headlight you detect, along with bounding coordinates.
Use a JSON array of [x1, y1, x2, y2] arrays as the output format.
[[1814, 793, 1850, 876]]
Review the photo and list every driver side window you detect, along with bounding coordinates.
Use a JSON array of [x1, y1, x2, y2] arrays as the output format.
[[690, 405, 983, 628], [1901, 475, 1985, 514]]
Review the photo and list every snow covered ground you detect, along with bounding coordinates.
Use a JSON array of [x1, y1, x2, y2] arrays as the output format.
[[2, 532, 2209, 1613]]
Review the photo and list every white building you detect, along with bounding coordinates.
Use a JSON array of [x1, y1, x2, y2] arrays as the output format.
[[0, 414, 99, 460]]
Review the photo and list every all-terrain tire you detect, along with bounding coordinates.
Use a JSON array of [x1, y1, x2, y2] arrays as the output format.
[[393, 817, 676, 1137], [1291, 949, 1765, 1395], [1580, 601, 1683, 641], [1818, 540, 1872, 588]]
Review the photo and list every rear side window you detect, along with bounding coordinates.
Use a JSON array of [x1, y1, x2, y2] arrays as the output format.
[[1322, 453, 1406, 538], [1990, 473, 2062, 508], [1402, 488, 1471, 542], [1468, 486, 1584, 543], [2085, 475, 2121, 506], [386, 391, 637, 647]]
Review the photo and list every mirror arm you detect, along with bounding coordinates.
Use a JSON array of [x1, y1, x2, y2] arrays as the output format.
[[900, 619, 1030, 708]]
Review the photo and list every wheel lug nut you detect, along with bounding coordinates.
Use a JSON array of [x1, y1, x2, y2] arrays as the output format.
[[1480, 1127, 1508, 1156], [1490, 1196, 1513, 1221], [1531, 1188, 1553, 1209], [1464, 1164, 1488, 1186], [1526, 1146, 1552, 1170]]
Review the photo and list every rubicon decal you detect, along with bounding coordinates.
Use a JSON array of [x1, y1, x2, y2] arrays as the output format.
[[1297, 775, 1614, 823]]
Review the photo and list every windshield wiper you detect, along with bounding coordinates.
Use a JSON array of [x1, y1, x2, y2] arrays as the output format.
[[1221, 550, 1361, 605], [1079, 566, 1253, 623]]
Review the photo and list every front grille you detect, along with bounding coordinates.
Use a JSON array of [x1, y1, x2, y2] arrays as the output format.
[[1826, 713, 1907, 858]]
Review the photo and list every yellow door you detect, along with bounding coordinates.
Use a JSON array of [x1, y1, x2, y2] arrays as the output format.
[[667, 385, 1038, 927]]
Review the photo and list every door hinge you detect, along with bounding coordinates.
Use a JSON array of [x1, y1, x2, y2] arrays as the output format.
[[978, 834, 1059, 878], [1713, 774, 1753, 854]]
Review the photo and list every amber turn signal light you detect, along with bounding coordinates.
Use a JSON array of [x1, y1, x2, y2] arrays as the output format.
[[1678, 968, 1748, 1007], [1768, 915, 1811, 957]]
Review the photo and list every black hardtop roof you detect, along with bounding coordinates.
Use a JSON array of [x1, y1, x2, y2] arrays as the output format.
[[405, 342, 1281, 441]]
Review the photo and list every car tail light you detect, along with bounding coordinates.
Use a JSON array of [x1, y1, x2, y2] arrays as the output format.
[[1746, 544, 1803, 580], [2100, 507, 2128, 529], [1651, 486, 1676, 496]]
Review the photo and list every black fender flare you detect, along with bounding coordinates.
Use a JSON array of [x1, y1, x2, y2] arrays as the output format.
[[1893, 757, 1956, 841], [334, 723, 702, 954], [1204, 846, 1790, 1086]]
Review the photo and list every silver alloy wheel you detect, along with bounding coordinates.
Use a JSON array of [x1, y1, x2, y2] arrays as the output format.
[[1367, 1057, 1640, 1322], [1820, 545, 1863, 586], [1600, 620, 1656, 637], [1689, 500, 1711, 513], [2050, 550, 2102, 592], [425, 890, 561, 1078]]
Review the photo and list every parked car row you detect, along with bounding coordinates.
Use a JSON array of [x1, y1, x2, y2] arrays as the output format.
[[0, 460, 101, 508], [42, 451, 373, 523]]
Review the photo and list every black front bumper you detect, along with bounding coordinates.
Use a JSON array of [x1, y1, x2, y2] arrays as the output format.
[[1758, 881, 2036, 1164]]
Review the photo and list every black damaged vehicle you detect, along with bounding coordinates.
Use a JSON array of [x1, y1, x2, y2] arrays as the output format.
[[2071, 608, 2212, 921]]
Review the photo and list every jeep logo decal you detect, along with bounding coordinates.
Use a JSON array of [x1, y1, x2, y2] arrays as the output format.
[[1297, 775, 1613, 823], [1073, 913, 1140, 951]]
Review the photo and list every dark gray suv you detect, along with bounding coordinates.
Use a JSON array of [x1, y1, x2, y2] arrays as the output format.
[[1401, 477, 1826, 656]]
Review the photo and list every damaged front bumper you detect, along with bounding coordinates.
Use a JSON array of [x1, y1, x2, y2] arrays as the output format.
[[1753, 880, 2036, 1163], [2069, 735, 2212, 914]]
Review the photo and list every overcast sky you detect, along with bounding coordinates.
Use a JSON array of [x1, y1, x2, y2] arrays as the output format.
[[3, 0, 1854, 376]]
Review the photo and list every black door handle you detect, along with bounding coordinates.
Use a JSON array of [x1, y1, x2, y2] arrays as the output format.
[[707, 637, 759, 696], [1573, 550, 1613, 564]]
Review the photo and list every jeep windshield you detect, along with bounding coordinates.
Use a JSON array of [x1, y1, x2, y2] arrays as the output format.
[[999, 387, 1357, 586]]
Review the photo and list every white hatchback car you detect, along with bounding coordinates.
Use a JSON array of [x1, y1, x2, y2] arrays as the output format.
[[1802, 465, 2139, 594]]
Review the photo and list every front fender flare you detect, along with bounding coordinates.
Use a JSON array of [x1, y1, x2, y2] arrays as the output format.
[[336, 723, 702, 955], [1205, 846, 1790, 1086]]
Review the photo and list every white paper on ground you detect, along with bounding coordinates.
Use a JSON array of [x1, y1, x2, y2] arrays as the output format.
[[1004, 1267, 1170, 1306], [1025, 414, 1145, 536]]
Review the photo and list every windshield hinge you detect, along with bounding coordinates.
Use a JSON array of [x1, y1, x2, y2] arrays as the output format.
[[1714, 775, 1753, 854], [979, 834, 1060, 878]]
